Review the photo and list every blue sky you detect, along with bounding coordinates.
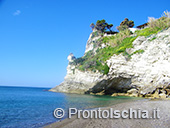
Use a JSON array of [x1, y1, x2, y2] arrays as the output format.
[[0, 0, 170, 87]]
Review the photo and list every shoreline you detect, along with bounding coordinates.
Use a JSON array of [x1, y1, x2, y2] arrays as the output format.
[[43, 95, 144, 127], [44, 99, 170, 128]]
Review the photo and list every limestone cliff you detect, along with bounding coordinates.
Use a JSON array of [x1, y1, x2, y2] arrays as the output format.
[[50, 28, 170, 98]]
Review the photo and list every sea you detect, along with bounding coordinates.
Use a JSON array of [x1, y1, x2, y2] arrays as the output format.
[[0, 86, 142, 128]]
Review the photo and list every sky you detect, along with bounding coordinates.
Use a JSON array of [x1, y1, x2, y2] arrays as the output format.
[[0, 0, 170, 88]]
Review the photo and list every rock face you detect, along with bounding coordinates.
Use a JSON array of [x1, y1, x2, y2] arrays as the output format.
[[85, 32, 101, 53], [50, 28, 170, 98], [67, 53, 76, 62], [50, 52, 105, 94]]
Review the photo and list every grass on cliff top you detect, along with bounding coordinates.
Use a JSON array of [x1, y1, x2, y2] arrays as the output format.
[[135, 16, 170, 37], [100, 29, 132, 47], [72, 36, 136, 74]]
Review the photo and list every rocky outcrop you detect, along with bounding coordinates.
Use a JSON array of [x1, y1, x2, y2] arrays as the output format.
[[85, 32, 101, 53], [50, 53, 105, 94], [50, 28, 170, 98], [67, 53, 76, 62]]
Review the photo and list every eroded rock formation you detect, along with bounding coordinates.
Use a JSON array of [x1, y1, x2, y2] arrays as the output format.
[[50, 28, 170, 98]]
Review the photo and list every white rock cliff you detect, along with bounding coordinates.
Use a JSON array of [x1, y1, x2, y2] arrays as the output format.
[[50, 28, 170, 98]]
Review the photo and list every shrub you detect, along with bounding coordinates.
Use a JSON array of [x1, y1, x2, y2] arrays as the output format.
[[163, 10, 170, 18], [148, 37, 157, 41], [148, 11, 170, 30], [132, 49, 144, 55], [135, 27, 159, 37], [100, 29, 132, 47], [117, 18, 134, 31], [102, 63, 110, 75], [114, 36, 136, 54], [148, 17, 170, 31], [102, 36, 110, 44], [135, 11, 170, 37], [125, 49, 144, 59], [135, 18, 170, 37]]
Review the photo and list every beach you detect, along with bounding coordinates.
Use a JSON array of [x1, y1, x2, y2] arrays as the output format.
[[44, 100, 170, 128]]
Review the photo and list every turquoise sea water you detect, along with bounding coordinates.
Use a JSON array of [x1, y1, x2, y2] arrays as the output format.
[[0, 86, 141, 128]]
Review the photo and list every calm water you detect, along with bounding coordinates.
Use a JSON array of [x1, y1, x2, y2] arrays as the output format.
[[0, 86, 141, 128]]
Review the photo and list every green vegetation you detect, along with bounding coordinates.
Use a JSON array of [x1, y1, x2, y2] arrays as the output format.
[[123, 49, 145, 59], [74, 49, 111, 74], [117, 18, 134, 31], [114, 37, 136, 54], [90, 19, 113, 33], [136, 16, 170, 37], [72, 36, 136, 74], [148, 37, 157, 41], [132, 49, 144, 55], [91, 31, 99, 39], [71, 11, 170, 75], [162, 35, 169, 39], [135, 27, 160, 37], [100, 29, 132, 47], [148, 16, 170, 31]]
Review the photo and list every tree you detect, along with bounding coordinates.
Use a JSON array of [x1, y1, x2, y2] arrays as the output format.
[[117, 18, 134, 31], [95, 19, 108, 32], [107, 24, 113, 32], [90, 19, 113, 33]]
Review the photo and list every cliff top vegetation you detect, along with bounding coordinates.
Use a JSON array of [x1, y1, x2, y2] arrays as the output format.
[[71, 11, 170, 75]]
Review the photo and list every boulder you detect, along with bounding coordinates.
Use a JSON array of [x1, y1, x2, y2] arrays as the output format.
[[127, 88, 138, 94], [159, 93, 167, 99]]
